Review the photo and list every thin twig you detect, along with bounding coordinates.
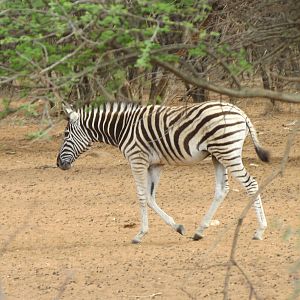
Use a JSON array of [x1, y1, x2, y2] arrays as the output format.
[[129, 292, 163, 299], [270, 73, 300, 83], [180, 287, 197, 300], [204, 49, 241, 88], [235, 262, 261, 300], [40, 42, 86, 74], [0, 201, 37, 258], [53, 271, 74, 300], [93, 77, 116, 102]]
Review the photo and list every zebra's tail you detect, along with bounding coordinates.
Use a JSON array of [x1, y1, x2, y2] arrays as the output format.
[[246, 117, 270, 163]]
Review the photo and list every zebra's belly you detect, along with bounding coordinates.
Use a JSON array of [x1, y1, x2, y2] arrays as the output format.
[[151, 148, 210, 166]]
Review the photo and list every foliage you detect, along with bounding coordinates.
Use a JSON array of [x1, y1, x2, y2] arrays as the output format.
[[0, 0, 299, 112], [19, 103, 39, 117], [0, 0, 256, 108], [25, 130, 50, 140], [0, 98, 13, 119]]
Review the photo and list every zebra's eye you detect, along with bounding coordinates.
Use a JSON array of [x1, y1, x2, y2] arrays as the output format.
[[64, 130, 69, 137]]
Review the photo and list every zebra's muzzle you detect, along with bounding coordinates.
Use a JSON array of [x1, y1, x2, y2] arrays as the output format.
[[57, 157, 72, 170]]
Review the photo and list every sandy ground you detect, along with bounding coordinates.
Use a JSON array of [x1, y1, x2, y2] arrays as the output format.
[[0, 102, 300, 300]]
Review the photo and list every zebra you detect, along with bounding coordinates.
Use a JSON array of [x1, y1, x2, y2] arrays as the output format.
[[57, 101, 270, 244]]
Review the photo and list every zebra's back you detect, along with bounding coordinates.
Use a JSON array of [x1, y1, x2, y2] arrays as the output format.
[[122, 101, 250, 165]]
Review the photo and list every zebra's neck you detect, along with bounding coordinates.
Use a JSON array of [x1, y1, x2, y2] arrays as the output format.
[[79, 101, 141, 147]]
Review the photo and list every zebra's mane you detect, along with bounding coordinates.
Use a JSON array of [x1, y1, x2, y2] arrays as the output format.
[[78, 101, 142, 117]]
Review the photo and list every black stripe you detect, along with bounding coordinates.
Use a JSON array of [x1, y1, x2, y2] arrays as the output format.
[[119, 107, 145, 150], [118, 110, 136, 148], [212, 128, 245, 141], [184, 111, 241, 154], [231, 167, 245, 173], [245, 181, 254, 188], [87, 108, 98, 141], [108, 106, 120, 145], [178, 105, 225, 155], [208, 139, 243, 149], [212, 147, 240, 155], [152, 107, 171, 162], [226, 163, 241, 168], [169, 105, 200, 127], [221, 155, 241, 161], [140, 109, 155, 151], [116, 112, 125, 143], [130, 155, 149, 164], [135, 111, 152, 153], [147, 106, 163, 150], [93, 109, 100, 140], [171, 105, 212, 159], [98, 105, 110, 145], [162, 111, 181, 161], [242, 175, 251, 184], [196, 121, 245, 149], [129, 149, 148, 157]]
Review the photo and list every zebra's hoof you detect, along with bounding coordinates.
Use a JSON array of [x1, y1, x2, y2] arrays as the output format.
[[252, 235, 263, 240], [175, 224, 186, 235], [131, 238, 141, 244], [253, 229, 265, 240], [192, 233, 203, 241]]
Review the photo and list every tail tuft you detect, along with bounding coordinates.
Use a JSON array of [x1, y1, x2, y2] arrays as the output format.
[[255, 146, 270, 163]]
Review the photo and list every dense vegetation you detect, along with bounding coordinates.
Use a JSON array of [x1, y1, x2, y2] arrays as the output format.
[[0, 0, 299, 117]]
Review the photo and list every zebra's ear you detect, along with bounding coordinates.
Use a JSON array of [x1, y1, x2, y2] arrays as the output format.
[[62, 103, 79, 122]]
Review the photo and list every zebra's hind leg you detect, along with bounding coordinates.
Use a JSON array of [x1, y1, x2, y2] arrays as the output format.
[[224, 158, 267, 240], [147, 165, 185, 236], [193, 156, 229, 240], [252, 196, 267, 240]]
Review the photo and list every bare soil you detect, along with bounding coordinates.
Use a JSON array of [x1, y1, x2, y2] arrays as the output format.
[[0, 102, 299, 300]]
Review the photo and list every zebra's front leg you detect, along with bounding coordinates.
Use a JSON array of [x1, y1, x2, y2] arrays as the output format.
[[193, 156, 229, 240], [147, 165, 185, 235], [132, 197, 148, 244], [131, 162, 150, 244]]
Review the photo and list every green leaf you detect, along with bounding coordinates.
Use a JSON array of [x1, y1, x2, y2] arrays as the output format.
[[210, 31, 220, 37], [19, 103, 39, 117], [189, 44, 207, 57], [154, 53, 179, 63], [100, 30, 115, 42]]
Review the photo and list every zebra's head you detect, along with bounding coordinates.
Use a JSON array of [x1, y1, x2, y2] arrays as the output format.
[[57, 104, 92, 170]]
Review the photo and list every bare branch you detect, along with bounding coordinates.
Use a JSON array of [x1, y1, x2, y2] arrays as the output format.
[[93, 77, 116, 102], [152, 58, 300, 103], [271, 74, 300, 83], [204, 48, 241, 89], [235, 262, 261, 300]]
